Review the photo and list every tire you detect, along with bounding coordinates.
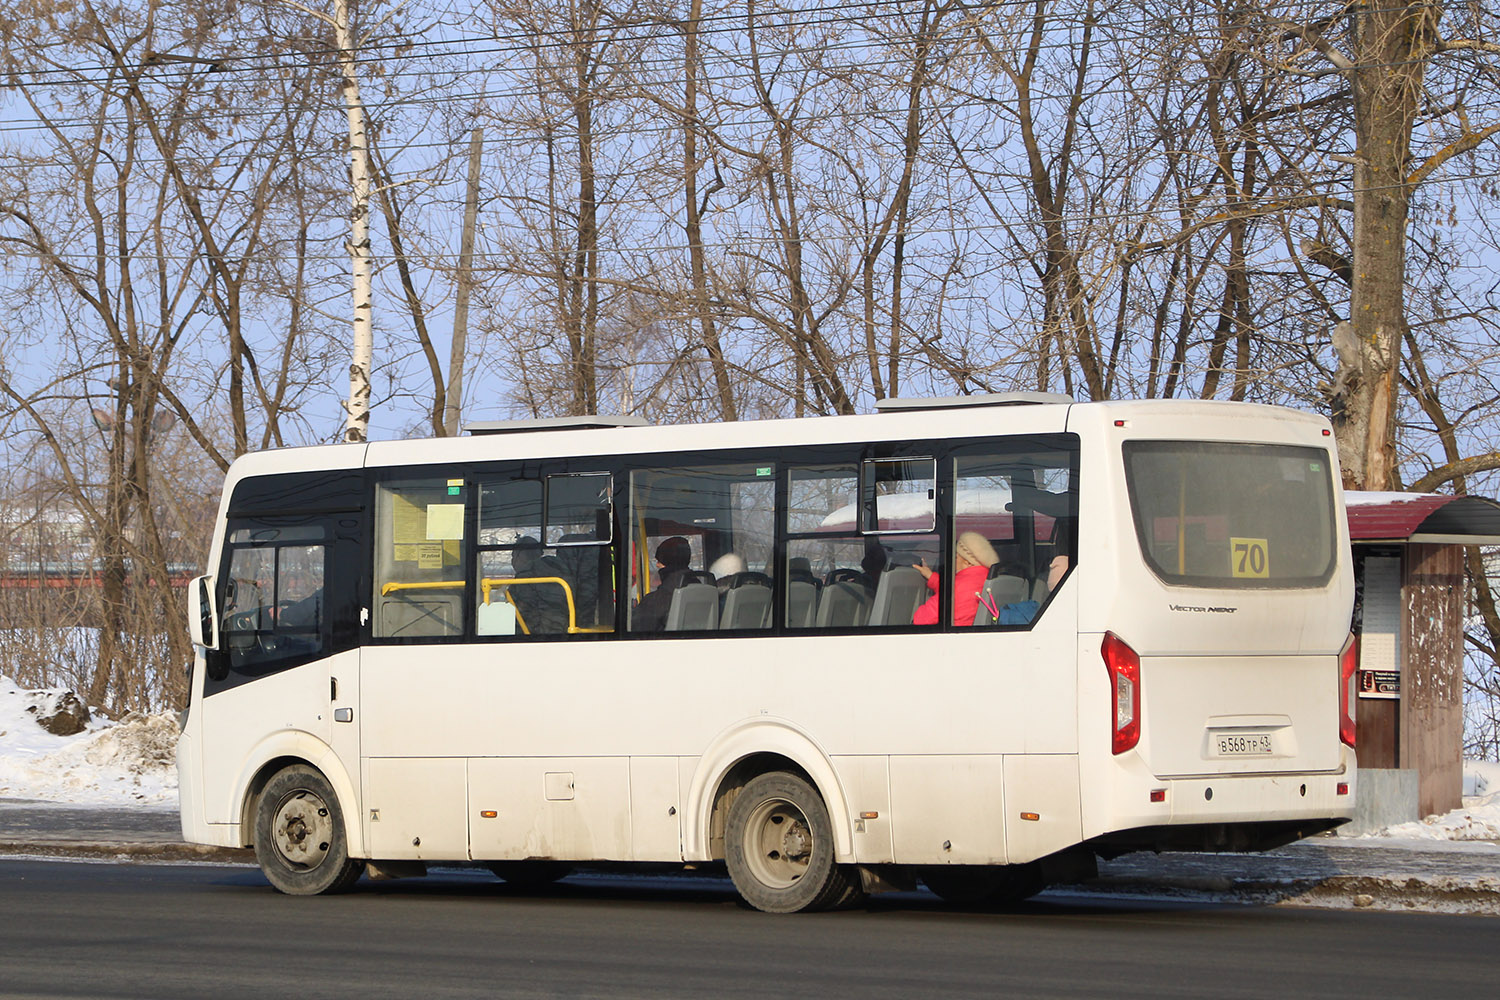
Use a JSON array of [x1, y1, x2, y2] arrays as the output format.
[[725, 771, 864, 913], [920, 863, 1046, 906], [254, 765, 364, 895], [485, 861, 573, 887]]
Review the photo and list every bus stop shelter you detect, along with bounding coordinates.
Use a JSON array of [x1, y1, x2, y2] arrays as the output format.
[[1344, 491, 1500, 829]]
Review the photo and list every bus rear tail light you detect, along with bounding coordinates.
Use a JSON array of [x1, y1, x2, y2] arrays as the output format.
[[1339, 634, 1358, 748], [1102, 632, 1141, 755]]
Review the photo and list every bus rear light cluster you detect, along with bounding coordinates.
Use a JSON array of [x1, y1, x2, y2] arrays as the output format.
[[1102, 631, 1141, 755], [1339, 634, 1358, 748]]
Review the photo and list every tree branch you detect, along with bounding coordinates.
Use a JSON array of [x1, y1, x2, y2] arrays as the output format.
[[1410, 453, 1500, 493]]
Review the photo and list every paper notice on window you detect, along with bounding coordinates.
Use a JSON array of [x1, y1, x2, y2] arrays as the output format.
[[426, 503, 464, 540], [392, 494, 426, 545], [417, 543, 445, 570]]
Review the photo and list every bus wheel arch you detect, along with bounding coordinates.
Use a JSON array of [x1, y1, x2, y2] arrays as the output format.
[[687, 721, 855, 865], [231, 735, 364, 858]]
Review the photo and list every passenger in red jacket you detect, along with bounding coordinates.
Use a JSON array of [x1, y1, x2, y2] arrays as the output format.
[[912, 531, 1000, 626]]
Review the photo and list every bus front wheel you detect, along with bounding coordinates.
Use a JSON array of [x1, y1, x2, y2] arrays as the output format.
[[254, 765, 364, 895], [725, 771, 863, 913]]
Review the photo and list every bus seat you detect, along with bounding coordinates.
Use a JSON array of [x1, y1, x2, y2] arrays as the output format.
[[974, 574, 1029, 625], [665, 582, 720, 631], [1030, 576, 1049, 602], [787, 580, 819, 628], [721, 581, 772, 630], [815, 580, 871, 627], [868, 565, 926, 626], [477, 600, 518, 636]]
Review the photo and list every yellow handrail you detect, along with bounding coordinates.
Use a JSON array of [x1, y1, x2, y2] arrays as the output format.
[[480, 576, 613, 634], [380, 580, 466, 596], [378, 576, 611, 634]]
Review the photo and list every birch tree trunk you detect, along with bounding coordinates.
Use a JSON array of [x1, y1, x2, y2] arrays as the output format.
[[333, 0, 375, 443]]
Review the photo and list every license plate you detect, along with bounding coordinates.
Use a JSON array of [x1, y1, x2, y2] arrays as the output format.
[[1215, 733, 1273, 756]]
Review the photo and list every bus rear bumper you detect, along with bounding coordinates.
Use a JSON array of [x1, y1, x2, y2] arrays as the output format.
[[1086, 817, 1346, 857], [1087, 752, 1356, 855]]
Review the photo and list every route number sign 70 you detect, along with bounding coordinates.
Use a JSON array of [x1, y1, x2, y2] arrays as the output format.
[[1230, 537, 1269, 579]]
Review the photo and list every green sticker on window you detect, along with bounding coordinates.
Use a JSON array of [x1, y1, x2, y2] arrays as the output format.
[[756, 467, 773, 477], [1310, 462, 1322, 472], [448, 486, 462, 496]]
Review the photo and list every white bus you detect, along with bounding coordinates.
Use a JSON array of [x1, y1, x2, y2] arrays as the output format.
[[177, 394, 1357, 912]]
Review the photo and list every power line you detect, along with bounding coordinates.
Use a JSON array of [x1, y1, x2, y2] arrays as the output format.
[[0, 0, 1412, 95], [0, 166, 1494, 269]]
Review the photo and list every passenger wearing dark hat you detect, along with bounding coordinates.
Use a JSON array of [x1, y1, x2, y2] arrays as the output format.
[[632, 536, 695, 632]]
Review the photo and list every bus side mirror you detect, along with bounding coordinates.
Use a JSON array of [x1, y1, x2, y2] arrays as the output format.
[[189, 575, 218, 650]]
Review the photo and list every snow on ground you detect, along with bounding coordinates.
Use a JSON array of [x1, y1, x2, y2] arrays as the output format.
[[1372, 761, 1500, 842], [0, 675, 177, 807]]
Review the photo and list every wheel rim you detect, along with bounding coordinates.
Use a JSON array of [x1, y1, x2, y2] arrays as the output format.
[[743, 795, 815, 890], [270, 788, 333, 872]]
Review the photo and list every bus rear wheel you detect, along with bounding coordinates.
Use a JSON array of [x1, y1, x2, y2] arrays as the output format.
[[254, 765, 364, 895], [725, 772, 863, 913]]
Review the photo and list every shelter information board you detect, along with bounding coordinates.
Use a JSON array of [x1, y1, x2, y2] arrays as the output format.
[[1359, 555, 1401, 699]]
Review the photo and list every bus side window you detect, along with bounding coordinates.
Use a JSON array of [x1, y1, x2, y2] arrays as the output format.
[[784, 463, 938, 630], [472, 472, 615, 638], [953, 440, 1078, 627], [628, 464, 776, 633], [373, 479, 468, 639], [546, 473, 616, 633]]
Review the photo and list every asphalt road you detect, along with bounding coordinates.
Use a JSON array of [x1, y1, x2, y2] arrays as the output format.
[[0, 858, 1492, 999]]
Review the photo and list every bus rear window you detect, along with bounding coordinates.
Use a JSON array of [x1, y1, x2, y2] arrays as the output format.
[[1123, 441, 1336, 589]]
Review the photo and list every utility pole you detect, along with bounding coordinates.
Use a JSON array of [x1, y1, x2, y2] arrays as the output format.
[[445, 127, 483, 436]]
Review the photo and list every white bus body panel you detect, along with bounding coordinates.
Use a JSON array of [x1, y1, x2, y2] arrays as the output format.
[[358, 609, 1078, 865]]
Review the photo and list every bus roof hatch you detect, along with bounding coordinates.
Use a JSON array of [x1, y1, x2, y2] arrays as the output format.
[[873, 392, 1073, 413], [465, 415, 651, 435]]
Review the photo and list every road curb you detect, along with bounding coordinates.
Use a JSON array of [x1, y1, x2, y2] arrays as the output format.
[[0, 841, 253, 864], [1277, 874, 1500, 915], [1067, 873, 1500, 915]]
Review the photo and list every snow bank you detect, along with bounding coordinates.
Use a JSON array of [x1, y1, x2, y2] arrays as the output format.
[[0, 674, 177, 807], [1376, 795, 1500, 842], [1366, 761, 1500, 842]]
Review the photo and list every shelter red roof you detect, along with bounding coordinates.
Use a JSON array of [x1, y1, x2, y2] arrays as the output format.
[[1345, 492, 1500, 543]]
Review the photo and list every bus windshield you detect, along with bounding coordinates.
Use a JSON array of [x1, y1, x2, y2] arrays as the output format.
[[1124, 441, 1336, 589]]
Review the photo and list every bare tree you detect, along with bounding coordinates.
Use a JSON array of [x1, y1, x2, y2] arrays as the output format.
[[1279, 2, 1500, 489]]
